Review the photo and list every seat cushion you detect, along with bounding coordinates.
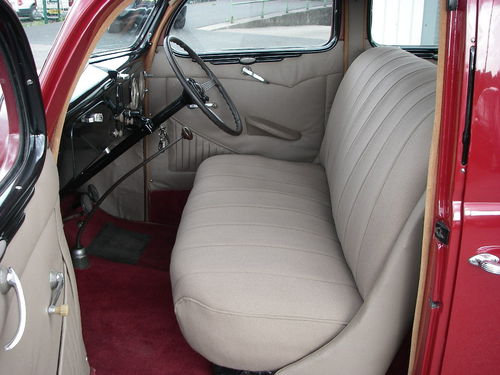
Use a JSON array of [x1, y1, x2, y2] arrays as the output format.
[[171, 154, 362, 371]]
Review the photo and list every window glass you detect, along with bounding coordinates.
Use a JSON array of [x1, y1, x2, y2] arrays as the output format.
[[10, 0, 74, 72], [93, 0, 159, 54], [169, 0, 335, 54], [0, 47, 22, 184], [371, 0, 439, 47]]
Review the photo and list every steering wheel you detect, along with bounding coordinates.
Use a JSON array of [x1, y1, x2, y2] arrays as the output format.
[[164, 36, 242, 136]]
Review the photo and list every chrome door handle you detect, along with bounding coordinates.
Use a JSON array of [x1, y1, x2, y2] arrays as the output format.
[[242, 66, 269, 84], [469, 254, 500, 275], [0, 267, 27, 351]]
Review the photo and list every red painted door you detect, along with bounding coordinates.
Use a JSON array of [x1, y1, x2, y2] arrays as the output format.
[[439, 1, 500, 374]]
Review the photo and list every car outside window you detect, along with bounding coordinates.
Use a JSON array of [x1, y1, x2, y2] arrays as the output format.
[[9, 0, 75, 71], [169, 0, 336, 54], [370, 0, 440, 47], [93, 0, 159, 54]]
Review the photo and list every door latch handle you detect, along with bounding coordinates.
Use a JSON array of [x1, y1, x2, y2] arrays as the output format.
[[0, 267, 27, 351], [469, 254, 500, 275], [242, 66, 269, 84], [48, 271, 68, 317]]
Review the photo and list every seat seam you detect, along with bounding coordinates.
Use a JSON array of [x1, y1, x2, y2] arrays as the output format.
[[182, 222, 338, 240], [175, 297, 353, 325], [336, 73, 436, 196], [173, 270, 359, 294], [335, 50, 406, 121], [189, 188, 332, 208], [323, 55, 413, 167], [335, 79, 436, 216], [195, 173, 330, 194], [200, 158, 321, 176], [340, 92, 436, 242], [336, 62, 431, 164], [175, 243, 344, 260], [182, 204, 334, 225], [353, 110, 434, 283]]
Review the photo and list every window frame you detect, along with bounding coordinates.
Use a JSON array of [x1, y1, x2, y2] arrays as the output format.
[[166, 0, 342, 63], [0, 4, 47, 247], [367, 0, 439, 58], [89, 0, 168, 61]]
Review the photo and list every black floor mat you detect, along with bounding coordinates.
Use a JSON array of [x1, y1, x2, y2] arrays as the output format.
[[87, 223, 150, 264]]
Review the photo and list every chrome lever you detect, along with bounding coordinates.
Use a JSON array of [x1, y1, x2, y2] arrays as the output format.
[[48, 271, 68, 316], [242, 66, 269, 84], [188, 103, 217, 109], [469, 254, 500, 275], [0, 267, 26, 351]]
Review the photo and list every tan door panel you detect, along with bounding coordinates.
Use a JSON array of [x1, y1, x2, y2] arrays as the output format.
[[147, 42, 343, 190], [0, 155, 89, 375]]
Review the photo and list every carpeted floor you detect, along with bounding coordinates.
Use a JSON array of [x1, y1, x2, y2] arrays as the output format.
[[66, 208, 212, 375]]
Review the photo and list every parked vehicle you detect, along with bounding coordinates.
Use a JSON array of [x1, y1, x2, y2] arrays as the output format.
[[6, 0, 38, 20], [6, 0, 73, 21], [0, 0, 498, 374]]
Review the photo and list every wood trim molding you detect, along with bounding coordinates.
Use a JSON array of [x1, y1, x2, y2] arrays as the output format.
[[407, 0, 449, 373]]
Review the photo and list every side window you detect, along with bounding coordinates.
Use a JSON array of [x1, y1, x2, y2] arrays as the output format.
[[370, 0, 440, 47], [92, 0, 159, 54], [0, 46, 22, 184], [0, 6, 46, 243], [169, 0, 337, 54]]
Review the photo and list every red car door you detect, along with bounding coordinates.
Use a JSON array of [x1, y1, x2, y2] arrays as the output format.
[[438, 1, 500, 373], [411, 1, 500, 374]]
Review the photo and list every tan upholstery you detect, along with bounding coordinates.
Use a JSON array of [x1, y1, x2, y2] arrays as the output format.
[[172, 155, 363, 370], [171, 47, 436, 372]]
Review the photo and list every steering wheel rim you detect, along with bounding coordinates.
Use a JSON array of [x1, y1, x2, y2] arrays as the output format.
[[163, 36, 242, 136]]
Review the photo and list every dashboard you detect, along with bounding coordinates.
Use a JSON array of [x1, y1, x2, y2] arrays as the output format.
[[59, 56, 148, 191]]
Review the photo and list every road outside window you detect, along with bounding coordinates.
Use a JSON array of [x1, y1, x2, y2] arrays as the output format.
[[170, 0, 335, 54], [93, 0, 158, 54], [8, 0, 157, 72], [7, 0, 74, 70]]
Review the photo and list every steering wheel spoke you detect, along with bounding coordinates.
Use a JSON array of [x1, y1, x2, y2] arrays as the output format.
[[164, 36, 242, 136]]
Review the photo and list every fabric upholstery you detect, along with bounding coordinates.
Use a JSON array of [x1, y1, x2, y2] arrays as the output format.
[[171, 47, 436, 372], [171, 155, 362, 370], [319, 47, 436, 297]]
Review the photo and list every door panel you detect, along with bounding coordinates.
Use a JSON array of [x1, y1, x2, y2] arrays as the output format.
[[0, 3, 88, 373], [147, 42, 343, 190], [0, 155, 89, 375], [55, 202, 89, 375]]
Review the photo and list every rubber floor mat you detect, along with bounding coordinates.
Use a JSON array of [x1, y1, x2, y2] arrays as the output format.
[[87, 223, 150, 264]]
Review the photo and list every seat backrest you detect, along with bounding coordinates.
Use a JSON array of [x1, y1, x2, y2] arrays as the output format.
[[319, 47, 436, 298]]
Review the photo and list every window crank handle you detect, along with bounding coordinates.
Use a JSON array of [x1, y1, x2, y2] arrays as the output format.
[[242, 67, 269, 84]]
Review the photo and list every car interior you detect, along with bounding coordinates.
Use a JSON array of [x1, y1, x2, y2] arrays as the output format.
[[3, 0, 443, 374]]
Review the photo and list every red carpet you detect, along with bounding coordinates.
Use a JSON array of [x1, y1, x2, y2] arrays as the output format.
[[67, 207, 211, 375]]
